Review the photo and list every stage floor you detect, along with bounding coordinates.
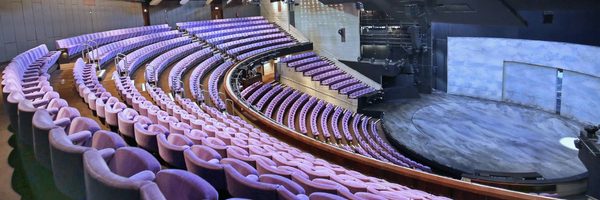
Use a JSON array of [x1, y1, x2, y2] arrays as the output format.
[[369, 92, 587, 180]]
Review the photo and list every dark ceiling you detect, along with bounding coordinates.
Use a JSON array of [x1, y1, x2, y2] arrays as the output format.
[[317, 0, 600, 26]]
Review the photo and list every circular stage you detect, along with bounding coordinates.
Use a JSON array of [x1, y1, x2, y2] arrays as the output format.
[[371, 93, 587, 182]]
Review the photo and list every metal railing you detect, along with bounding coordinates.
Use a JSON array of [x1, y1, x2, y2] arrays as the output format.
[[115, 53, 128, 77]]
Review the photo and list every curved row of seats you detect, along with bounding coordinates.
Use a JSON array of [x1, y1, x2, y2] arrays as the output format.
[[176, 16, 265, 30], [117, 37, 192, 74], [207, 61, 235, 110], [189, 54, 224, 101], [180, 16, 298, 61], [146, 43, 203, 84], [56, 24, 170, 57], [167, 48, 213, 92], [241, 82, 430, 172], [279, 52, 377, 99], [88, 30, 180, 67]]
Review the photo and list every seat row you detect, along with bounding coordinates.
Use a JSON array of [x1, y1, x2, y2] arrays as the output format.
[[184, 19, 270, 35], [167, 48, 213, 92], [56, 24, 170, 57], [176, 16, 265, 30], [240, 81, 431, 172], [88, 30, 180, 67], [117, 37, 192, 74], [207, 61, 235, 110], [279, 52, 377, 99], [197, 24, 277, 40], [189, 54, 224, 101], [146, 43, 203, 84]]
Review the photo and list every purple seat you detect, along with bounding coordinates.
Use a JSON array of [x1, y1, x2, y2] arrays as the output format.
[[183, 145, 227, 190], [49, 126, 126, 200], [260, 174, 309, 200], [226, 145, 263, 168], [222, 158, 280, 199], [201, 137, 228, 158], [157, 133, 193, 168], [118, 108, 141, 139], [255, 156, 308, 180], [134, 118, 166, 152], [83, 147, 161, 200], [105, 102, 127, 129], [154, 169, 219, 200], [309, 192, 346, 200], [291, 173, 345, 196], [32, 107, 80, 168]]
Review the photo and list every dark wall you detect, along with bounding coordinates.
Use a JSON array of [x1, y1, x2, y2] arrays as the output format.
[[432, 10, 600, 91], [149, 1, 260, 26], [0, 0, 143, 62]]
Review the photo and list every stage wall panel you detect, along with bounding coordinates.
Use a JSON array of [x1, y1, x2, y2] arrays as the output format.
[[503, 61, 557, 112], [448, 37, 600, 124], [561, 71, 600, 124]]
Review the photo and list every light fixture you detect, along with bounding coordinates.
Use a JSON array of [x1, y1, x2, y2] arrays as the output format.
[[215, 7, 219, 10], [149, 0, 162, 6], [143, 9, 148, 13]]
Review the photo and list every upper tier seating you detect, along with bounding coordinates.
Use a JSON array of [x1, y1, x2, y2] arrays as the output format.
[[241, 81, 431, 172], [176, 16, 265, 30], [167, 48, 213, 92], [56, 24, 170, 57], [180, 17, 299, 61], [189, 55, 224, 101], [280, 52, 378, 99], [87, 30, 180, 67], [208, 61, 235, 110], [117, 37, 192, 74], [146, 43, 203, 84]]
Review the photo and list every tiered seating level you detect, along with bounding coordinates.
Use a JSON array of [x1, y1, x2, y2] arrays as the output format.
[[87, 30, 180, 67], [241, 81, 430, 171], [179, 16, 298, 61], [279, 52, 377, 100], [56, 24, 171, 57]]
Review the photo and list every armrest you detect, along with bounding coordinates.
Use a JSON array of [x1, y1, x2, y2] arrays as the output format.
[[129, 170, 156, 182], [67, 131, 92, 144], [53, 118, 71, 127]]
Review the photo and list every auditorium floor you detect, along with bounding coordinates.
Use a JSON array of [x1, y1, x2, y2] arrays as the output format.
[[368, 91, 587, 181]]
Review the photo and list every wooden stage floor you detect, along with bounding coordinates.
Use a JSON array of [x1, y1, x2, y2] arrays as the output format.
[[367, 92, 587, 181]]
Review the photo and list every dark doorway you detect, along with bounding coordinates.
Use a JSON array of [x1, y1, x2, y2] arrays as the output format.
[[211, 5, 223, 19], [142, 2, 150, 26]]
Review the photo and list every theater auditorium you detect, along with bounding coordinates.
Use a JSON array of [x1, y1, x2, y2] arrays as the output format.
[[0, 0, 599, 199]]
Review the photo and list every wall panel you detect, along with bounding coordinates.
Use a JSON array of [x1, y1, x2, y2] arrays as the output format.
[[448, 37, 600, 124], [502, 62, 557, 112], [561, 72, 600, 124], [0, 0, 143, 62]]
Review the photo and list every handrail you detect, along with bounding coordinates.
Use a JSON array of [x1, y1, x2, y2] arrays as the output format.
[[222, 43, 553, 200], [115, 53, 128, 76]]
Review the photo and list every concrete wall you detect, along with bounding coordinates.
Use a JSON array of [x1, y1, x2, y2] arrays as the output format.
[[224, 4, 261, 18], [149, 1, 210, 26], [0, 0, 143, 62]]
